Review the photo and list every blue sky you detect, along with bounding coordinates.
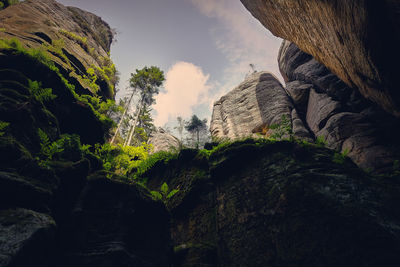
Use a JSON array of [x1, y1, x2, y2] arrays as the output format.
[[57, 0, 282, 127]]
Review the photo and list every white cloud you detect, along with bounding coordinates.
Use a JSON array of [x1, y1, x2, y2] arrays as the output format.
[[189, 0, 283, 97], [153, 61, 211, 126]]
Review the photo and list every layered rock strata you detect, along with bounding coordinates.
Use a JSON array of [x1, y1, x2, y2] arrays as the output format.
[[241, 0, 400, 117], [211, 41, 400, 172], [210, 71, 311, 141]]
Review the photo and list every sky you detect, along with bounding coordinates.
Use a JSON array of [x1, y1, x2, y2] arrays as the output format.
[[57, 0, 282, 129]]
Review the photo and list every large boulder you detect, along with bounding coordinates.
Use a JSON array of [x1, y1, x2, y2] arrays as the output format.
[[241, 0, 400, 117], [210, 71, 311, 140]]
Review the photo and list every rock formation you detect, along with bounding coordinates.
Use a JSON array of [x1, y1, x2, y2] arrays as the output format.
[[1, 1, 400, 267], [0, 0, 115, 98], [279, 41, 400, 172], [148, 128, 180, 153], [240, 0, 400, 117], [140, 140, 400, 267], [0, 1, 171, 266], [211, 41, 400, 172], [210, 71, 311, 141]]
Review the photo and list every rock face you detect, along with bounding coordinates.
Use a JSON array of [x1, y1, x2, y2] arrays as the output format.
[[148, 128, 180, 153], [279, 41, 400, 172], [0, 1, 172, 266], [210, 41, 400, 172], [210, 71, 311, 141], [240, 0, 400, 117], [140, 140, 400, 267], [0, 0, 115, 98], [0, 208, 56, 267]]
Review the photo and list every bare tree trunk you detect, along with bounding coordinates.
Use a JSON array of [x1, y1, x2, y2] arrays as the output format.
[[110, 88, 136, 144], [124, 96, 145, 147]]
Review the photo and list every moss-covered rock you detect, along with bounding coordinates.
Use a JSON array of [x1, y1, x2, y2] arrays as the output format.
[[56, 172, 172, 267], [142, 140, 400, 266]]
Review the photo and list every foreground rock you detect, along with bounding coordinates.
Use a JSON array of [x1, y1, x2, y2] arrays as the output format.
[[141, 140, 400, 267], [0, 208, 56, 267], [57, 173, 171, 267], [241, 0, 400, 117]]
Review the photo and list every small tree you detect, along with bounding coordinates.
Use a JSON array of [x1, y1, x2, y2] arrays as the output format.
[[185, 115, 207, 149], [174, 116, 185, 142]]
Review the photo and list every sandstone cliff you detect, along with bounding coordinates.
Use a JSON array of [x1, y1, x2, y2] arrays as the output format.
[[1, 1, 400, 267], [0, 0, 116, 98], [211, 41, 400, 173], [210, 71, 311, 141], [241, 0, 400, 118]]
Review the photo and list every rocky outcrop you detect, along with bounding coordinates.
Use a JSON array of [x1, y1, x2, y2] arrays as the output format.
[[0, 0, 116, 98], [148, 128, 180, 153], [140, 140, 400, 267], [279, 41, 400, 172], [210, 41, 400, 172], [240, 0, 400, 117], [0, 1, 172, 266], [210, 71, 311, 141]]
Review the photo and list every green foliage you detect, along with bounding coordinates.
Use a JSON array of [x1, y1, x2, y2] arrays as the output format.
[[269, 114, 293, 140], [0, 121, 10, 136], [0, 0, 19, 9], [38, 129, 63, 160], [94, 142, 153, 175], [58, 29, 88, 51], [42, 38, 70, 66], [150, 182, 179, 202], [37, 129, 90, 161], [129, 66, 165, 105], [315, 135, 327, 147], [185, 115, 208, 148], [332, 149, 349, 164], [80, 67, 100, 93], [28, 80, 57, 102], [135, 151, 178, 178]]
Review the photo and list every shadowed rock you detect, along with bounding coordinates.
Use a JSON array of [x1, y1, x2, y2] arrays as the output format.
[[278, 41, 400, 172], [241, 0, 400, 117]]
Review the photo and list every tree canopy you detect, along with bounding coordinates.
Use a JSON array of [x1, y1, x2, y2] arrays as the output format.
[[185, 115, 208, 148]]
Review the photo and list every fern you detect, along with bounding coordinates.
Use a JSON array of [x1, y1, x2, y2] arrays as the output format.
[[0, 121, 10, 136], [28, 80, 57, 102], [37, 129, 64, 160]]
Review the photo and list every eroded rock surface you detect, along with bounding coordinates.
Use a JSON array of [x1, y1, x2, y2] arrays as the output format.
[[141, 140, 400, 267], [148, 128, 180, 153], [0, 0, 115, 97], [0, 208, 56, 267], [279, 41, 400, 172], [241, 0, 400, 117], [210, 71, 311, 140]]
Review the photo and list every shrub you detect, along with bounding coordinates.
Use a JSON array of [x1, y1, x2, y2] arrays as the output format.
[[269, 114, 293, 140], [150, 182, 179, 202]]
